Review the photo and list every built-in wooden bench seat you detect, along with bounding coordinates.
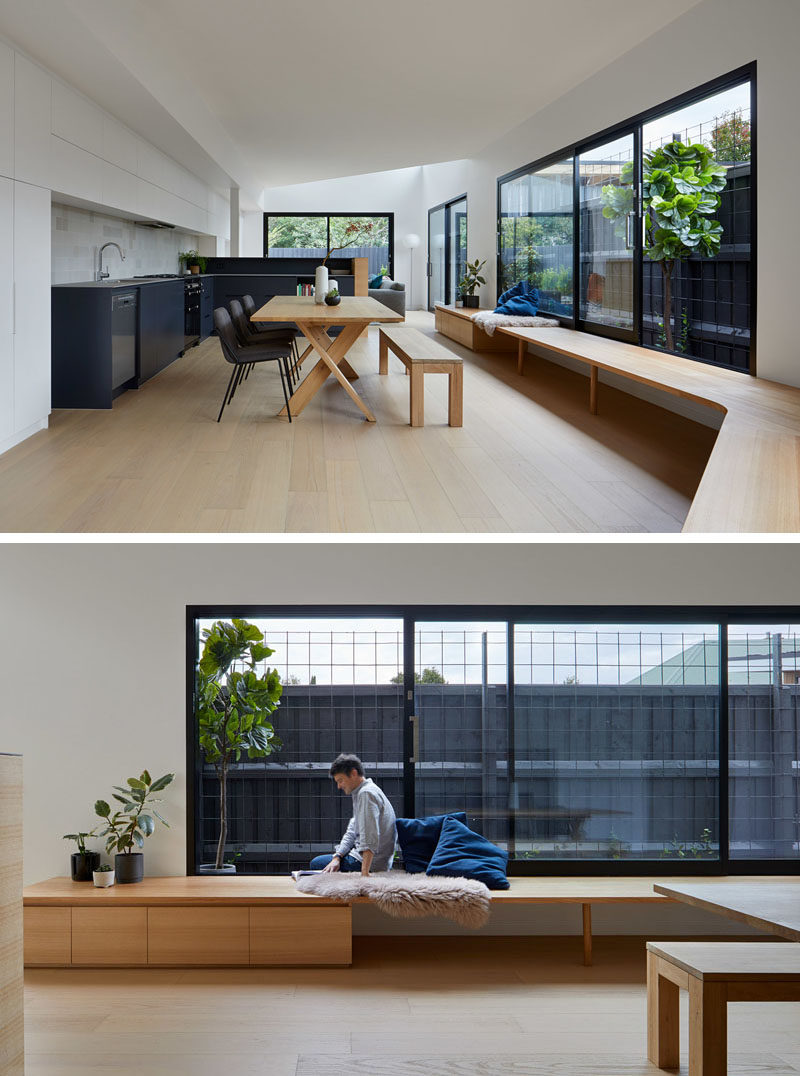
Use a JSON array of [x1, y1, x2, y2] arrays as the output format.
[[24, 876, 686, 969], [378, 325, 464, 427], [474, 323, 800, 533], [647, 941, 800, 1076]]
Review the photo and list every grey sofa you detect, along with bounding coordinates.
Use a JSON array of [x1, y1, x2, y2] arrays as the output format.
[[369, 280, 406, 318]]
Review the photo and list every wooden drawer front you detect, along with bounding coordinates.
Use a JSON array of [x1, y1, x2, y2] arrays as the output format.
[[439, 312, 474, 349], [72, 907, 147, 965], [148, 907, 249, 965], [250, 906, 351, 965], [24, 907, 71, 966]]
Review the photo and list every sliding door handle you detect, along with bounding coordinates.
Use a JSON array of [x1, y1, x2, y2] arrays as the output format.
[[409, 714, 420, 764]]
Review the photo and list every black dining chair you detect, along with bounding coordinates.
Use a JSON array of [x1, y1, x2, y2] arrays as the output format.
[[242, 295, 303, 381], [213, 307, 292, 423], [229, 299, 300, 387]]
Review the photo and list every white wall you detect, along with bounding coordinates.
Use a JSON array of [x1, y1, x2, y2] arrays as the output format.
[[1, 540, 797, 934], [258, 166, 427, 308], [463, 0, 800, 388]]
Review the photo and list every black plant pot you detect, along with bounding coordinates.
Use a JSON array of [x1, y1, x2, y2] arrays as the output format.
[[70, 851, 100, 882], [325, 294, 341, 306], [198, 864, 236, 875], [462, 295, 480, 309], [115, 852, 144, 884]]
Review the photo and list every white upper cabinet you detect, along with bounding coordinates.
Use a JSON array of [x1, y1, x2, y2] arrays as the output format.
[[0, 177, 13, 443], [0, 41, 13, 181], [50, 136, 102, 203], [51, 82, 103, 158], [99, 159, 138, 215], [13, 180, 51, 434], [102, 117, 138, 174], [13, 54, 51, 189]]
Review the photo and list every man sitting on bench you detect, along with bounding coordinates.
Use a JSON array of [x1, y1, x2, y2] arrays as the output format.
[[309, 753, 397, 877]]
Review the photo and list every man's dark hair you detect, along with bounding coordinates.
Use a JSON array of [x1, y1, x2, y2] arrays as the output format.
[[329, 753, 364, 778]]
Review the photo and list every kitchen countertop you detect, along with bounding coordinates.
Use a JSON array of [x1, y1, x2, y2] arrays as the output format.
[[52, 271, 354, 289]]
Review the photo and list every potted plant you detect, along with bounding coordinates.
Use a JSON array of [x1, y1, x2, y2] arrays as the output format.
[[195, 619, 282, 874], [92, 864, 115, 888], [325, 287, 341, 307], [63, 831, 100, 881], [95, 769, 174, 884], [178, 250, 207, 275], [459, 259, 486, 308]]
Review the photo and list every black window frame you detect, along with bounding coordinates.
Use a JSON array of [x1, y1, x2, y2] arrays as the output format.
[[187, 600, 799, 878], [263, 212, 394, 276], [427, 193, 468, 311], [496, 62, 756, 374]]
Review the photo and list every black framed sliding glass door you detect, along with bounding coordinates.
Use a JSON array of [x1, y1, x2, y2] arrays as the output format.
[[428, 195, 467, 311]]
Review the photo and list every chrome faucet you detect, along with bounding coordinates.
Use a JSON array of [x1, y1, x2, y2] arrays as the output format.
[[97, 241, 125, 281]]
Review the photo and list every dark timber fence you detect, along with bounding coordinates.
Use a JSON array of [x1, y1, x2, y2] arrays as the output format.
[[195, 680, 798, 872]]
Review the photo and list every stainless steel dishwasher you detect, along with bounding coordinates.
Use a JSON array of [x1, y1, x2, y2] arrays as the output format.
[[111, 291, 138, 391]]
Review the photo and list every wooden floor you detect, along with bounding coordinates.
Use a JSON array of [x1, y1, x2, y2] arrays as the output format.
[[23, 935, 800, 1075], [0, 313, 716, 533]]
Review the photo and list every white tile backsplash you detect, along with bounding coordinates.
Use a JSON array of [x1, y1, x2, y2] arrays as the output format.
[[51, 202, 201, 283]]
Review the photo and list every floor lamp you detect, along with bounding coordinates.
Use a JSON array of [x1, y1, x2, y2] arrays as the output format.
[[403, 233, 421, 310]]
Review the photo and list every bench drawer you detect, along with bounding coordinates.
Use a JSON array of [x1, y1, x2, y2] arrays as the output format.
[[250, 906, 351, 965], [148, 907, 249, 965], [72, 907, 147, 965], [24, 907, 71, 966]]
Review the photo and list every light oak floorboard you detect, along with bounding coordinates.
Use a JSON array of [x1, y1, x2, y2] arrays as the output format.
[[0, 314, 715, 533], [23, 937, 800, 1076]]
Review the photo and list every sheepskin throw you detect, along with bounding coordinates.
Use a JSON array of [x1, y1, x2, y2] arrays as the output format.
[[294, 871, 491, 929], [471, 311, 559, 336]]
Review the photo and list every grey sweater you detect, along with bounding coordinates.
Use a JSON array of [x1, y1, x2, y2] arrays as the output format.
[[334, 777, 397, 871]]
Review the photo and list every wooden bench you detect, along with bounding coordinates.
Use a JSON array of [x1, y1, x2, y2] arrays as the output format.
[[647, 941, 800, 1076], [378, 326, 463, 427], [492, 325, 800, 533], [23, 875, 685, 969]]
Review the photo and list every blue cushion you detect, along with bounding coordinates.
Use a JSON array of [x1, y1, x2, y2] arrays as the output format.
[[495, 281, 540, 317], [369, 274, 383, 289], [395, 812, 467, 873], [426, 816, 510, 890]]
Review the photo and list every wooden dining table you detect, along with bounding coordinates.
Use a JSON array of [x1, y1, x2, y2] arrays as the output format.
[[251, 295, 404, 422], [654, 879, 800, 941]]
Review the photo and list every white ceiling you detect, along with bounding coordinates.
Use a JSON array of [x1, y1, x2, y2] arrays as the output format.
[[0, 0, 704, 196]]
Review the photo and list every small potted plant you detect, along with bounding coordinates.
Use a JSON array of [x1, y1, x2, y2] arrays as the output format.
[[325, 287, 341, 307], [63, 831, 100, 881], [92, 864, 115, 888], [459, 259, 486, 308], [95, 769, 174, 884], [178, 250, 206, 275]]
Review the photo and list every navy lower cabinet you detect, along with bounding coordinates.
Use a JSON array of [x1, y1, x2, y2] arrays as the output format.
[[138, 280, 184, 384], [52, 286, 137, 409], [200, 277, 214, 340]]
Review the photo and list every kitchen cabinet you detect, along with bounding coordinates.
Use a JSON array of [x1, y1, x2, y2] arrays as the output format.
[[13, 181, 50, 433], [200, 276, 214, 340], [0, 177, 12, 444], [13, 54, 51, 189], [138, 279, 184, 383], [0, 41, 13, 180]]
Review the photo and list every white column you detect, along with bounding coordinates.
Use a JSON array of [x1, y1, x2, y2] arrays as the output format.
[[229, 187, 240, 257]]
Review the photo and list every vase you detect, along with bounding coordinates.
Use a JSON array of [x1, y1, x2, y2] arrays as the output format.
[[314, 265, 328, 304], [198, 864, 236, 875], [71, 851, 100, 881], [93, 870, 115, 888], [115, 852, 144, 884]]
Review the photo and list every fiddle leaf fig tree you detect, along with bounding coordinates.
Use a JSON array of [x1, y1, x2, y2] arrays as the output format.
[[602, 140, 727, 352], [196, 619, 282, 870]]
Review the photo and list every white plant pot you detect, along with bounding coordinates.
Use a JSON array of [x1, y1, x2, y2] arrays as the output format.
[[93, 870, 115, 887], [314, 265, 328, 304]]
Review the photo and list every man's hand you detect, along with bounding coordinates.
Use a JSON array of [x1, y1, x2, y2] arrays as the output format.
[[322, 855, 341, 873]]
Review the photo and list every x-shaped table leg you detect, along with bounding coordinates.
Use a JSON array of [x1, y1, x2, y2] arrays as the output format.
[[278, 320, 374, 421]]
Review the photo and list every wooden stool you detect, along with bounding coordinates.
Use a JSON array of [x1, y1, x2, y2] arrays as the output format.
[[378, 326, 463, 427], [647, 941, 800, 1076]]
